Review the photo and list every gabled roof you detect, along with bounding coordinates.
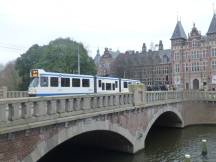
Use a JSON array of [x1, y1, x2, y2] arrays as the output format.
[[171, 21, 187, 40], [207, 14, 216, 35]]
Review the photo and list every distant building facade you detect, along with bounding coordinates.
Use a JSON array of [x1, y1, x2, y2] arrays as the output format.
[[127, 41, 172, 87], [95, 48, 120, 76], [171, 14, 216, 90]]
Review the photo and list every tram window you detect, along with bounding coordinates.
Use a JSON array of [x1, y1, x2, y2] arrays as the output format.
[[72, 78, 80, 87], [106, 83, 111, 90], [115, 81, 118, 88], [98, 80, 102, 87], [29, 78, 39, 87], [61, 78, 70, 87], [40, 77, 48, 87], [102, 83, 105, 90], [123, 82, 128, 88], [82, 79, 90, 87], [50, 77, 59, 87], [112, 83, 115, 90]]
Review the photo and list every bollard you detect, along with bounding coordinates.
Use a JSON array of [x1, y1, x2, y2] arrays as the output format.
[[184, 154, 191, 162], [201, 139, 207, 156]]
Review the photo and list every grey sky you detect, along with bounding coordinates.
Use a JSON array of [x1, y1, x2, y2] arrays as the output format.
[[0, 0, 215, 64]]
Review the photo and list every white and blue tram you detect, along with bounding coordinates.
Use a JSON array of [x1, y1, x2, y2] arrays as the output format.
[[28, 69, 140, 96]]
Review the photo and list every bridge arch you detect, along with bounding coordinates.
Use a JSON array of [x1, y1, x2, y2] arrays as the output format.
[[142, 109, 184, 148], [23, 119, 136, 162]]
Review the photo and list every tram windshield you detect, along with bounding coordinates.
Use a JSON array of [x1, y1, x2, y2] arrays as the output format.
[[29, 78, 39, 87]]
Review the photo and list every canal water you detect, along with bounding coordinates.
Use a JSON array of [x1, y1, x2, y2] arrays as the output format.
[[39, 125, 216, 162]]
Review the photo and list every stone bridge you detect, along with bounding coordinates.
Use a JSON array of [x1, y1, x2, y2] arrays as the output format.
[[0, 85, 216, 162]]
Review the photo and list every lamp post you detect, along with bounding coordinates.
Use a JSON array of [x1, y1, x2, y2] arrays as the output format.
[[77, 45, 80, 74]]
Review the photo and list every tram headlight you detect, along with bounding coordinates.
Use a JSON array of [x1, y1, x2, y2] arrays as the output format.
[[28, 88, 36, 95]]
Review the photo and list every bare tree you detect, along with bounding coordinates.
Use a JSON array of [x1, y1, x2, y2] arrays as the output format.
[[0, 61, 20, 90]]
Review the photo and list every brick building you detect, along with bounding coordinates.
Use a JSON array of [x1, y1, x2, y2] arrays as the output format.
[[171, 14, 216, 90], [108, 41, 172, 89], [96, 48, 120, 76], [126, 41, 172, 88]]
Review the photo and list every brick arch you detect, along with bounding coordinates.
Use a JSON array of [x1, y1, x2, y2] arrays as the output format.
[[142, 109, 184, 147], [23, 120, 136, 162]]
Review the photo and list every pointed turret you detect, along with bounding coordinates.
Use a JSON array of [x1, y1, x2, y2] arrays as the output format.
[[171, 21, 187, 40], [159, 40, 163, 50], [94, 49, 101, 66], [207, 14, 216, 35]]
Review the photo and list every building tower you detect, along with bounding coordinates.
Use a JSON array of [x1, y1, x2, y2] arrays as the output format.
[[207, 13, 216, 39], [207, 13, 216, 90], [142, 43, 147, 54], [170, 20, 187, 89], [159, 40, 164, 50], [94, 49, 101, 67]]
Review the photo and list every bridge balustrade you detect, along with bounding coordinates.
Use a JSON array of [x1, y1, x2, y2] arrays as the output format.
[[1, 88, 216, 135], [7, 91, 28, 98], [0, 93, 134, 133], [145, 91, 184, 105]]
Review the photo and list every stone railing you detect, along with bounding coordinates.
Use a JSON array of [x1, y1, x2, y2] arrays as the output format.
[[0, 87, 28, 99], [0, 93, 133, 134], [191, 91, 216, 101], [145, 90, 216, 104], [0, 87, 7, 99], [7, 91, 28, 98], [145, 91, 184, 105]]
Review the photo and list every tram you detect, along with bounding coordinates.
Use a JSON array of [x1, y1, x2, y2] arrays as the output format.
[[28, 69, 140, 96]]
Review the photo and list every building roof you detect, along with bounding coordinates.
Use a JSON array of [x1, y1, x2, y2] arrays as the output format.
[[207, 14, 216, 35], [171, 21, 187, 40]]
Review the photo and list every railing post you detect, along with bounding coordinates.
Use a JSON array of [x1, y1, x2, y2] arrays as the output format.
[[47, 100, 57, 115], [8, 103, 21, 121], [98, 96, 103, 108], [109, 95, 113, 106], [128, 84, 145, 106], [66, 99, 73, 112], [2, 87, 7, 98], [83, 97, 90, 110], [34, 101, 47, 117], [0, 103, 8, 122], [22, 102, 33, 119], [57, 100, 66, 113]]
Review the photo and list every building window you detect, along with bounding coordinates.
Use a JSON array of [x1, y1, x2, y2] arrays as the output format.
[[212, 61, 216, 70], [192, 63, 195, 71], [175, 64, 179, 73], [192, 40, 197, 48], [185, 64, 189, 72], [192, 51, 197, 59], [175, 53, 180, 61], [212, 48, 216, 57], [203, 62, 207, 71]]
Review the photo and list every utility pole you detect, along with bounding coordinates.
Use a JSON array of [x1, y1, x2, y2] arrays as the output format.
[[78, 45, 80, 74]]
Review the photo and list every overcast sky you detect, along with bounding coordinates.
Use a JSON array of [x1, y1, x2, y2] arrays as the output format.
[[0, 0, 215, 64]]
